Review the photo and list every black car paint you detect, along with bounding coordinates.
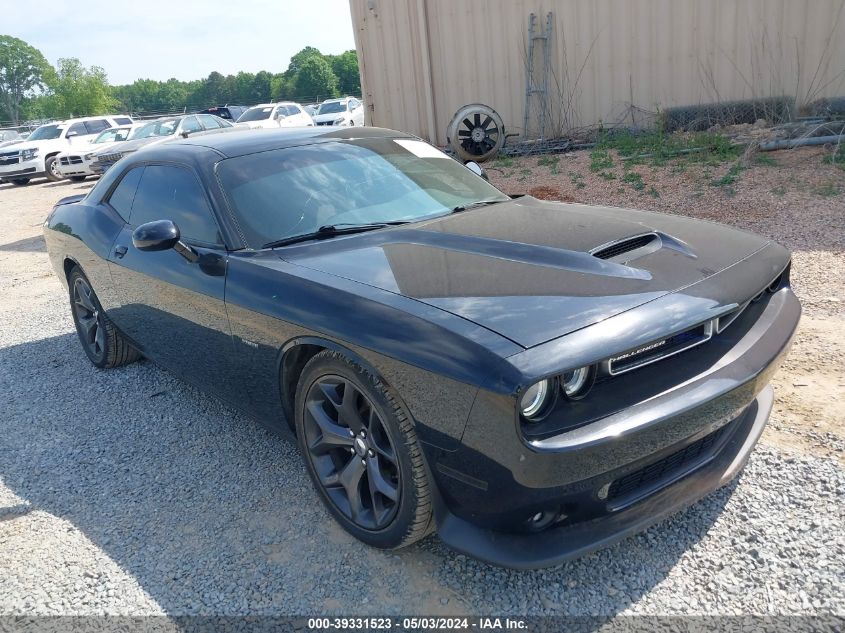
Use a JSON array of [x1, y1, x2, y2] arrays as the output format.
[[44, 127, 799, 568]]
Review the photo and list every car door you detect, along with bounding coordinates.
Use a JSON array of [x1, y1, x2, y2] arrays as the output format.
[[105, 163, 237, 397]]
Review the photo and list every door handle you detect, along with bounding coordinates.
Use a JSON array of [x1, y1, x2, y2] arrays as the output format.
[[113, 244, 128, 259]]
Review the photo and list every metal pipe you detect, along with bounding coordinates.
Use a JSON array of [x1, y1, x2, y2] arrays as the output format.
[[759, 134, 845, 151]]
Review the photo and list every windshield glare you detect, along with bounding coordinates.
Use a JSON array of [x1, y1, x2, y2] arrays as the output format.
[[133, 118, 179, 139], [94, 128, 129, 143], [237, 107, 273, 122], [28, 124, 64, 141], [217, 138, 509, 248], [317, 101, 347, 115]]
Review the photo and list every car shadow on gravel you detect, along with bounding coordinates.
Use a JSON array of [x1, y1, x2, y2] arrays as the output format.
[[0, 234, 46, 252], [0, 333, 736, 618]]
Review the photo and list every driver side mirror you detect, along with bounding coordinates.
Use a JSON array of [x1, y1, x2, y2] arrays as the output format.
[[66, 131, 79, 139], [465, 160, 489, 181], [132, 220, 199, 262]]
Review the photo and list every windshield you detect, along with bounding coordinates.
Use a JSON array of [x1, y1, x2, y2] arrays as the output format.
[[317, 101, 347, 115], [216, 137, 509, 248], [132, 118, 179, 139], [237, 106, 273, 122], [93, 128, 130, 144], [28, 124, 64, 141]]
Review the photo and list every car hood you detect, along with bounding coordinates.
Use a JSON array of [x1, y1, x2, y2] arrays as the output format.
[[281, 198, 772, 347], [60, 140, 121, 157], [9, 138, 66, 152], [96, 136, 165, 155], [313, 112, 346, 123]]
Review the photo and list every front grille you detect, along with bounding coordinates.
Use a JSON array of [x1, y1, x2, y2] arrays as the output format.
[[316, 120, 333, 126], [0, 151, 20, 166], [607, 424, 729, 503], [592, 233, 659, 260], [97, 152, 122, 163]]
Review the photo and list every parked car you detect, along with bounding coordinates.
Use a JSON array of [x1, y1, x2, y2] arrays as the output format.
[[90, 114, 232, 174], [235, 102, 313, 129], [199, 105, 247, 121], [0, 115, 133, 185], [312, 96, 365, 126], [43, 127, 799, 569], [302, 104, 318, 117], [56, 124, 142, 181]]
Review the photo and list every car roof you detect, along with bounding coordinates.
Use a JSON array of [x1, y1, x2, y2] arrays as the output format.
[[161, 126, 411, 159]]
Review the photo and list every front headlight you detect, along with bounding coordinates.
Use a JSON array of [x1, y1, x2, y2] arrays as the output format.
[[21, 148, 38, 160], [334, 117, 346, 125], [560, 366, 596, 400], [83, 153, 94, 160], [520, 379, 553, 420]]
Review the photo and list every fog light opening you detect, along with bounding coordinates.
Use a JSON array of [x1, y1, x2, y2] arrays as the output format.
[[525, 509, 559, 532]]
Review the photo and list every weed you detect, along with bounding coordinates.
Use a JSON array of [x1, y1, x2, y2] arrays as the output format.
[[598, 171, 616, 181], [648, 186, 660, 198], [495, 156, 515, 168], [823, 147, 845, 170], [812, 182, 840, 197], [589, 149, 614, 172], [537, 155, 560, 168], [622, 171, 645, 191], [711, 163, 743, 188], [771, 186, 787, 196], [754, 154, 778, 167], [599, 129, 740, 167]]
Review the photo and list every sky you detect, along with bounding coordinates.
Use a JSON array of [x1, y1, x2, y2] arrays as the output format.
[[1, 0, 357, 85]]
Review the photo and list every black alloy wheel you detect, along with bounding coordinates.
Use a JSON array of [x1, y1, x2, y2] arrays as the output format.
[[303, 374, 401, 530], [295, 351, 432, 549], [68, 267, 140, 369], [72, 275, 107, 364]]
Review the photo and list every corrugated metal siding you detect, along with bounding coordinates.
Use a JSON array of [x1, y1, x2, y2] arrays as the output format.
[[350, 0, 845, 145]]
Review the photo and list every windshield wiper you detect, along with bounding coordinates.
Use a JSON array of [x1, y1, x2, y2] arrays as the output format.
[[451, 199, 507, 213], [262, 221, 409, 249]]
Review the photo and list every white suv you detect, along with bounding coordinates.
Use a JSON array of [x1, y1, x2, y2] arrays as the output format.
[[0, 115, 133, 185], [312, 97, 365, 127], [235, 102, 314, 129]]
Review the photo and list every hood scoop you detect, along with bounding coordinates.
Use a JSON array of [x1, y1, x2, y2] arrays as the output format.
[[591, 233, 661, 263]]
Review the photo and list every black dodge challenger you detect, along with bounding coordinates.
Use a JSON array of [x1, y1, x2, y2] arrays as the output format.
[[44, 127, 800, 568]]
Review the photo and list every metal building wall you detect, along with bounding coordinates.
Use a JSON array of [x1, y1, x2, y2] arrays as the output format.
[[349, 0, 845, 146]]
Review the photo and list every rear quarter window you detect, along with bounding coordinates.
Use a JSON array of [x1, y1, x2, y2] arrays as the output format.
[[106, 166, 144, 221]]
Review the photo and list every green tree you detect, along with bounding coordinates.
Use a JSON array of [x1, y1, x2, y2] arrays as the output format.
[[45, 58, 117, 118], [294, 56, 338, 101], [329, 50, 360, 95], [0, 35, 52, 124]]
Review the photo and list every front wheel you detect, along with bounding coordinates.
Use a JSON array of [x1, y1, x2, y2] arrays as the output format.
[[294, 350, 433, 549], [45, 156, 63, 182], [68, 267, 140, 369]]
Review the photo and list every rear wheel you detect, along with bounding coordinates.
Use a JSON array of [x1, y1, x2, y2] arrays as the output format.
[[68, 267, 140, 369], [295, 351, 432, 549], [10, 178, 30, 186], [45, 156, 63, 182]]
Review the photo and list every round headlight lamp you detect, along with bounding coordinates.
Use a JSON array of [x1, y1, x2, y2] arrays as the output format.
[[560, 366, 596, 400], [520, 379, 553, 420]]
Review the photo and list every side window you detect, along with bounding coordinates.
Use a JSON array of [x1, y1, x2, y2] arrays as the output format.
[[66, 122, 88, 137], [85, 119, 110, 134], [350, 99, 360, 110], [130, 165, 221, 245], [198, 114, 222, 130], [106, 166, 144, 221], [181, 116, 202, 133]]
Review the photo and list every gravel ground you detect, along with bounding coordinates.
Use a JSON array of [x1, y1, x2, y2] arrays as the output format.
[[0, 154, 843, 617]]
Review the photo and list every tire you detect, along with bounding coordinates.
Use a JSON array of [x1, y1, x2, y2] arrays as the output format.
[[69, 175, 87, 182], [294, 350, 433, 549], [68, 267, 140, 369], [45, 155, 63, 182], [10, 178, 30, 186]]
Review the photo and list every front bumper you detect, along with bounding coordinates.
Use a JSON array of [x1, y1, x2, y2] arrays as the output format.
[[57, 156, 95, 177], [427, 286, 800, 568], [0, 157, 43, 180], [436, 386, 773, 569]]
